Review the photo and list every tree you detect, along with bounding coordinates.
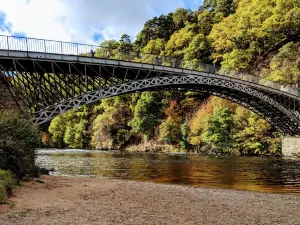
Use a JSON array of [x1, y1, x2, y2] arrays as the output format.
[[184, 33, 211, 66], [197, 10, 214, 35], [201, 107, 234, 153], [92, 95, 133, 149], [200, 0, 236, 18], [142, 38, 165, 55], [49, 106, 91, 149], [92, 112, 115, 149], [267, 42, 300, 86], [135, 14, 176, 48], [119, 34, 133, 54], [159, 117, 182, 144], [232, 107, 278, 155], [180, 120, 190, 149], [159, 101, 183, 144], [48, 115, 67, 148], [64, 119, 89, 149], [165, 23, 198, 57], [96, 39, 120, 59], [0, 111, 41, 179], [173, 8, 190, 29], [130, 92, 162, 140]]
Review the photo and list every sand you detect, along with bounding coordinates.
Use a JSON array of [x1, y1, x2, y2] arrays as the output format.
[[1, 175, 300, 225]]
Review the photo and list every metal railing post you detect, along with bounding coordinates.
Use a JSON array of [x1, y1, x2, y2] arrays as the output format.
[[44, 40, 46, 53], [25, 37, 28, 52], [6, 36, 9, 50], [61, 41, 63, 54]]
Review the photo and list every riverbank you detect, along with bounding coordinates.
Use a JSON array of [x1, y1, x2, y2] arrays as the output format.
[[1, 176, 300, 225]]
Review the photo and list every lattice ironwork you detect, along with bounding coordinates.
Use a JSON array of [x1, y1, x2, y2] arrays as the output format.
[[27, 75, 299, 135]]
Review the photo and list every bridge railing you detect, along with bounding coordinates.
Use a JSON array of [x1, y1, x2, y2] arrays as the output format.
[[0, 35, 299, 97]]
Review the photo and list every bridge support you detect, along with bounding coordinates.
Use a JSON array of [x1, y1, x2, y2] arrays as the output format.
[[282, 136, 300, 157], [0, 76, 19, 110]]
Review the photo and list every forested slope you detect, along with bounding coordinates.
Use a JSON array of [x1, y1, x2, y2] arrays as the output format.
[[43, 0, 300, 155]]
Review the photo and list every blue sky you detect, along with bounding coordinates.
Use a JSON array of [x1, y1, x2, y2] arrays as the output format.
[[0, 0, 203, 44]]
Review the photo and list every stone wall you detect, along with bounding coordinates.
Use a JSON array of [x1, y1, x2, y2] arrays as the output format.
[[0, 77, 19, 110], [282, 136, 300, 157]]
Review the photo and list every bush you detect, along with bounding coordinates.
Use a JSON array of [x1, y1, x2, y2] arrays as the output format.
[[0, 169, 16, 203], [0, 183, 6, 204], [0, 110, 41, 179]]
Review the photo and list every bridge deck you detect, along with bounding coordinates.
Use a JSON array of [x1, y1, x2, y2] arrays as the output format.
[[0, 35, 298, 98], [0, 50, 299, 101]]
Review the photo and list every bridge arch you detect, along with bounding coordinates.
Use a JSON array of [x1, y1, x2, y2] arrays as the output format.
[[33, 75, 300, 135]]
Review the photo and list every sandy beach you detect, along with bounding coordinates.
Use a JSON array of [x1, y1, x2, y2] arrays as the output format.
[[1, 175, 300, 225]]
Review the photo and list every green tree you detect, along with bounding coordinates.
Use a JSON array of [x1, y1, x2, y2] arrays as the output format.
[[201, 107, 234, 153], [173, 8, 191, 29], [130, 92, 162, 140], [197, 10, 214, 35], [180, 120, 190, 149], [48, 115, 66, 148], [200, 0, 236, 18], [232, 107, 278, 155], [49, 106, 91, 149], [96, 39, 120, 59], [135, 14, 176, 48], [64, 119, 89, 149], [184, 33, 211, 67], [165, 23, 198, 57], [0, 111, 41, 179], [267, 42, 300, 86], [142, 38, 166, 55], [119, 34, 133, 55]]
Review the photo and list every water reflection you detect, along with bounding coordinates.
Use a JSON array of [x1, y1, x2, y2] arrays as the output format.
[[36, 150, 300, 194]]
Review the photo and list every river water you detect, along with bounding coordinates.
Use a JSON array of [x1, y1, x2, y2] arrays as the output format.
[[36, 149, 300, 194]]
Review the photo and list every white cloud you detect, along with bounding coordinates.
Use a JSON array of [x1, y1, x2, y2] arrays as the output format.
[[0, 0, 71, 41], [0, 0, 193, 45]]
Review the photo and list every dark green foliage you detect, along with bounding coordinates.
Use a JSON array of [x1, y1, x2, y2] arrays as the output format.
[[49, 106, 91, 149], [130, 92, 163, 140], [200, 0, 236, 18], [0, 111, 41, 179], [180, 120, 190, 149], [135, 13, 176, 48], [202, 107, 234, 153], [119, 34, 133, 54]]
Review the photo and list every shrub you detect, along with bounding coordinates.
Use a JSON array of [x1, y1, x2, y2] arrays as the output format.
[[0, 110, 41, 179], [0, 169, 16, 203], [0, 183, 6, 204]]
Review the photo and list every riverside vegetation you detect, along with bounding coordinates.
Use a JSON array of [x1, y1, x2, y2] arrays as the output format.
[[0, 111, 41, 203], [43, 0, 300, 156]]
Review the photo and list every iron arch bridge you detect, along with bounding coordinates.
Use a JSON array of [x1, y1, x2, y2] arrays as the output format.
[[0, 35, 299, 135]]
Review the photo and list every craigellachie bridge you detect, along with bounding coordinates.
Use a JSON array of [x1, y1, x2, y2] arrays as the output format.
[[0, 35, 299, 155]]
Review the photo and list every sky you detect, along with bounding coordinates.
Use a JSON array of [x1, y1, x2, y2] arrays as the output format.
[[0, 0, 203, 45]]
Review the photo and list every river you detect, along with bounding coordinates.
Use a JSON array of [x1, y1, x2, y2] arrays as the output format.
[[36, 149, 300, 194]]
